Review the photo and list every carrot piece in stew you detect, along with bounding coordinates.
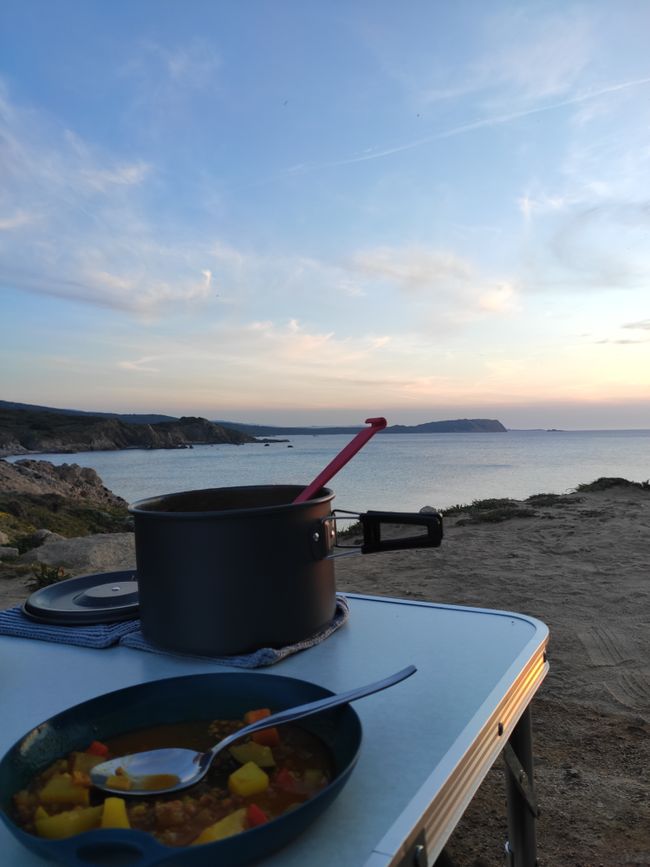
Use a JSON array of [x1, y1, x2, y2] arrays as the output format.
[[85, 741, 109, 757], [246, 803, 269, 828], [251, 727, 280, 747], [274, 767, 299, 793], [244, 709, 280, 746], [243, 708, 271, 723]]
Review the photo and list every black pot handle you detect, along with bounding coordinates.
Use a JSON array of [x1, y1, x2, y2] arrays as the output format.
[[358, 510, 443, 553], [313, 510, 443, 559]]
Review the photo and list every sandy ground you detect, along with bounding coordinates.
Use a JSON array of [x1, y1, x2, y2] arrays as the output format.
[[334, 485, 650, 866], [1, 482, 648, 865]]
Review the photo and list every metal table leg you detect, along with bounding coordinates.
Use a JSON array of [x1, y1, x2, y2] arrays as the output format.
[[504, 706, 539, 867]]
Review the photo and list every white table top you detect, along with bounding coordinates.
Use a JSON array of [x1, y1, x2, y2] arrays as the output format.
[[0, 594, 549, 867]]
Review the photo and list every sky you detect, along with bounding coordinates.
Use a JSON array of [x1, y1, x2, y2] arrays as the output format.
[[1, 1, 650, 429]]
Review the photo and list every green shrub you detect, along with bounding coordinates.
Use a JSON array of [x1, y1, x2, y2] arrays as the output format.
[[28, 562, 71, 591], [525, 493, 582, 507], [575, 477, 650, 492]]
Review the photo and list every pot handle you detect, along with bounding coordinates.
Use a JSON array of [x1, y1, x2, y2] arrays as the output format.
[[327, 509, 443, 556], [358, 510, 443, 553]]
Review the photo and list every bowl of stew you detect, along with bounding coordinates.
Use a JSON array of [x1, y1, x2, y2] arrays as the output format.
[[0, 672, 362, 866]]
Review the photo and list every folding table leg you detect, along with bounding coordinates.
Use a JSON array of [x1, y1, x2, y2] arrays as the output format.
[[504, 706, 539, 867]]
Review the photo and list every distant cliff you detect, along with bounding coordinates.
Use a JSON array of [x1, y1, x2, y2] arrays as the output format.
[[0, 400, 176, 425], [215, 418, 508, 436], [0, 409, 255, 457], [386, 418, 506, 433]]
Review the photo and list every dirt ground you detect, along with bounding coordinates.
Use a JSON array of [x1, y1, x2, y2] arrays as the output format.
[[335, 483, 650, 867]]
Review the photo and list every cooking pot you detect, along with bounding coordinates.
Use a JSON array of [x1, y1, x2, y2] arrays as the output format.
[[129, 485, 442, 656], [0, 671, 362, 867]]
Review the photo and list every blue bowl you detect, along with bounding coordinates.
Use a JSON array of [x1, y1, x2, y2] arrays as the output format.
[[0, 672, 362, 866]]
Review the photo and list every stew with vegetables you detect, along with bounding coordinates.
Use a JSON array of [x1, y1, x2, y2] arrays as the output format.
[[12, 710, 333, 848]]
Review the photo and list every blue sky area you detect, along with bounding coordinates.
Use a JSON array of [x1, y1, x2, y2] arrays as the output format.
[[2, 1, 650, 428]]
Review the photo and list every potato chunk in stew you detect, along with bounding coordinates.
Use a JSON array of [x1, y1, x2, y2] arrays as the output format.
[[12, 715, 333, 847]]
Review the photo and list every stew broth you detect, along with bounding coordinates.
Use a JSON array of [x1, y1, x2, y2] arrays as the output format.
[[13, 715, 334, 848]]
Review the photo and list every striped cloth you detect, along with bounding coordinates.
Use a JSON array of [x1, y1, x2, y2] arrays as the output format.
[[0, 596, 350, 665], [0, 606, 140, 648], [120, 596, 350, 667]]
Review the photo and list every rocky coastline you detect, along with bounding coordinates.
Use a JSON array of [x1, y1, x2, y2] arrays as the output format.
[[0, 409, 256, 458]]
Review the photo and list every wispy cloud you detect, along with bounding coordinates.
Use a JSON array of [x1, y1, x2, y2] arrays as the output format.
[[350, 247, 472, 290], [518, 193, 572, 224], [121, 39, 221, 90], [0, 209, 35, 230], [548, 201, 650, 289], [311, 76, 650, 171], [370, 5, 593, 111], [0, 82, 216, 313], [348, 245, 519, 318], [594, 338, 650, 345], [117, 356, 161, 372], [80, 161, 151, 192], [623, 319, 650, 330]]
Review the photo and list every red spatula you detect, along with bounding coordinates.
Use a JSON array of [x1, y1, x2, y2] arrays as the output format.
[[293, 417, 387, 504]]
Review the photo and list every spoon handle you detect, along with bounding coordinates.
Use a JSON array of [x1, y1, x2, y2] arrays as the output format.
[[209, 664, 416, 760], [293, 417, 387, 504]]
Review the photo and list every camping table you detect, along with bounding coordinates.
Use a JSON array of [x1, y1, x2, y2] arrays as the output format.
[[0, 594, 549, 867]]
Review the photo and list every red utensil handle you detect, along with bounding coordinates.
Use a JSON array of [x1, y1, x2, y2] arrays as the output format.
[[293, 417, 387, 504]]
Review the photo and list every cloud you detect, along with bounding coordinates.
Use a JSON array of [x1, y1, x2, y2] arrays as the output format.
[[518, 193, 572, 224], [0, 210, 35, 230], [117, 356, 161, 372], [122, 39, 221, 90], [348, 245, 518, 319], [623, 319, 650, 330], [0, 82, 218, 313], [474, 9, 594, 103], [351, 247, 472, 291], [80, 161, 151, 192], [549, 202, 650, 288], [514, 64, 650, 295], [594, 338, 650, 345], [376, 6, 593, 111], [293, 74, 650, 177]]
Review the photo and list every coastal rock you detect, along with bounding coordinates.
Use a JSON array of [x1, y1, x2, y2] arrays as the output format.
[[0, 530, 9, 545], [0, 546, 19, 560], [0, 459, 131, 549], [0, 408, 255, 456], [20, 533, 136, 575], [0, 460, 127, 506], [0, 459, 128, 506], [31, 528, 65, 546]]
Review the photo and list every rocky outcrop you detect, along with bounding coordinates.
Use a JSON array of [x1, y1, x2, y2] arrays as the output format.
[[0, 546, 19, 560], [0, 460, 131, 548], [20, 532, 135, 575], [0, 459, 127, 506], [0, 409, 256, 457]]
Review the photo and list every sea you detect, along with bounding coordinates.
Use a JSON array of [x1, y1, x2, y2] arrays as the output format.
[[7, 429, 650, 515]]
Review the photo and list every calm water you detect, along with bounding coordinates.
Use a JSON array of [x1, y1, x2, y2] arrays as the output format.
[[8, 430, 650, 514]]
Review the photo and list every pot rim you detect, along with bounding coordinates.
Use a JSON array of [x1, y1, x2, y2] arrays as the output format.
[[128, 484, 335, 519]]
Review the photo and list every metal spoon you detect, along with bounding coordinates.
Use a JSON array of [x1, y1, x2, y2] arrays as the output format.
[[90, 664, 416, 796]]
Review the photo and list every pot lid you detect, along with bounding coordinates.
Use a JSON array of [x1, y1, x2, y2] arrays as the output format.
[[23, 570, 139, 625]]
